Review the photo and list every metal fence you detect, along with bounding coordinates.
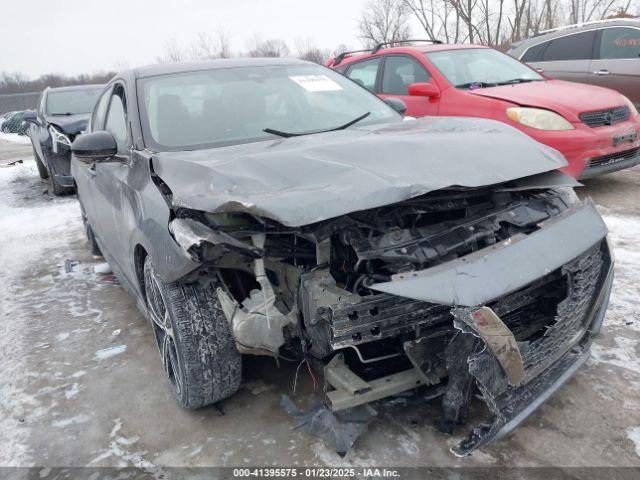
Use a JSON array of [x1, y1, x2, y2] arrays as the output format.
[[0, 92, 40, 115]]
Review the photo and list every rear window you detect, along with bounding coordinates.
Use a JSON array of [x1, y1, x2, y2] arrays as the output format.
[[46, 88, 102, 115], [599, 27, 640, 59], [540, 31, 596, 61]]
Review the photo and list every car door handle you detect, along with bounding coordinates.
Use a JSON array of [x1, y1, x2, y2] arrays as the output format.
[[535, 67, 544, 73], [88, 164, 97, 176], [592, 69, 610, 76]]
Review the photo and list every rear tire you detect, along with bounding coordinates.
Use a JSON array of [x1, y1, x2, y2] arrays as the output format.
[[143, 258, 241, 409], [48, 172, 73, 196], [33, 148, 49, 179]]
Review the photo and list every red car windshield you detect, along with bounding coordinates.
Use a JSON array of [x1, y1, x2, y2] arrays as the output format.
[[426, 49, 544, 89]]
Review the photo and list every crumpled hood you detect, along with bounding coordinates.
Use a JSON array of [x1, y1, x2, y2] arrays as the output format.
[[152, 117, 568, 227], [469, 80, 628, 122], [46, 113, 90, 135]]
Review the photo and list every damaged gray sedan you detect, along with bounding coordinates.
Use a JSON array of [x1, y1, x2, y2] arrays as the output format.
[[70, 59, 614, 455]]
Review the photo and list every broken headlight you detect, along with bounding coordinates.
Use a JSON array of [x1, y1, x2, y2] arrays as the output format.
[[49, 125, 71, 154], [506, 107, 574, 131], [556, 186, 580, 206]]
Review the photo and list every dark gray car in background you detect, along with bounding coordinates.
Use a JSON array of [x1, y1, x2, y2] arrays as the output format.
[[70, 58, 613, 456], [509, 19, 640, 107], [23, 85, 102, 194]]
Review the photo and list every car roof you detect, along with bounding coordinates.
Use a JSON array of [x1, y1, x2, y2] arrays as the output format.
[[47, 84, 104, 93], [511, 18, 640, 49], [336, 43, 488, 66], [129, 57, 312, 79]]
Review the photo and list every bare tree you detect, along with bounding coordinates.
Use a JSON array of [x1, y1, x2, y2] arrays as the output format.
[[294, 38, 330, 64], [157, 38, 185, 63], [189, 29, 232, 60], [358, 0, 412, 47], [247, 36, 290, 57]]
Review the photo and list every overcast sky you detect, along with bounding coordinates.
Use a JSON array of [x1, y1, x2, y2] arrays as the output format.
[[0, 0, 367, 78]]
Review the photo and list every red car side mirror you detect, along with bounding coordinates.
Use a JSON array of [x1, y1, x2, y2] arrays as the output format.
[[408, 82, 440, 98]]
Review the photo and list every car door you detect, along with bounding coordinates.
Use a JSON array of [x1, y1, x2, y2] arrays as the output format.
[[523, 30, 597, 84], [74, 86, 112, 231], [589, 26, 640, 107], [344, 57, 382, 93], [378, 55, 439, 116], [91, 83, 134, 278]]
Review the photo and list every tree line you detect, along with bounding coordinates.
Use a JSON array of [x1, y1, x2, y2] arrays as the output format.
[[358, 0, 639, 48], [155, 29, 337, 65], [0, 71, 115, 95]]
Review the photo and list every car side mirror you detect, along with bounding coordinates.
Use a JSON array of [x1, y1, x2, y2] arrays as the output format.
[[384, 97, 407, 116], [22, 110, 37, 123], [71, 131, 119, 164], [408, 82, 440, 98]]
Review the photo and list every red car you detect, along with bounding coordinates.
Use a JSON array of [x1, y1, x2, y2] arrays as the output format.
[[327, 41, 640, 179]]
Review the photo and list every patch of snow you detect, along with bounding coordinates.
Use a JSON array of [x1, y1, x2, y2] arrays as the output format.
[[55, 332, 70, 342], [94, 345, 127, 361], [591, 336, 640, 375], [0, 132, 31, 145], [64, 383, 82, 399], [94, 262, 112, 274], [601, 215, 640, 333], [52, 414, 91, 428], [627, 427, 640, 458], [396, 434, 419, 457], [89, 419, 151, 468]]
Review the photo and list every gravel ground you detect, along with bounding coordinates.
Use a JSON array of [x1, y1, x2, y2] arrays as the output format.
[[1, 138, 639, 472]]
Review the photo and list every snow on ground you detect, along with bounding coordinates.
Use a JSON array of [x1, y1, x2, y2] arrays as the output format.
[[0, 131, 31, 145], [628, 427, 640, 459], [590, 214, 640, 379], [0, 161, 84, 465]]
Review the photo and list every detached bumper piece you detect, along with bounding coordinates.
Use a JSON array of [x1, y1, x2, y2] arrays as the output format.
[[448, 239, 613, 455], [579, 146, 640, 180]]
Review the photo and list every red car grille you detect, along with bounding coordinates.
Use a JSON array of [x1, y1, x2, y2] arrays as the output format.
[[579, 106, 629, 127], [589, 146, 640, 168]]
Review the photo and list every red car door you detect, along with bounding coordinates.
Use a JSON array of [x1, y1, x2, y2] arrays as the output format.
[[377, 55, 440, 116]]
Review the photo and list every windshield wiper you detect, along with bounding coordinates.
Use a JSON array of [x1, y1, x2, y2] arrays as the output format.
[[455, 81, 498, 89], [495, 78, 541, 86], [50, 112, 76, 116], [264, 112, 371, 138]]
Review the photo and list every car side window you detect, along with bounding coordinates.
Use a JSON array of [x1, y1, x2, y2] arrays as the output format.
[[521, 42, 549, 62], [599, 27, 640, 59], [104, 87, 129, 154], [541, 30, 597, 61], [381, 56, 430, 95], [346, 58, 381, 92], [92, 89, 111, 132]]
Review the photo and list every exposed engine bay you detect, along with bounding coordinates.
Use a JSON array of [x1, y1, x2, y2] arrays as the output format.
[[168, 182, 613, 455]]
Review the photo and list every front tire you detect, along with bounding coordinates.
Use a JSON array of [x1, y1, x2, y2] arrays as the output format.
[[143, 258, 241, 409]]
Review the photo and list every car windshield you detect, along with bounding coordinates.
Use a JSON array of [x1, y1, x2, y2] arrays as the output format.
[[138, 63, 400, 150], [46, 88, 102, 115], [426, 49, 543, 89]]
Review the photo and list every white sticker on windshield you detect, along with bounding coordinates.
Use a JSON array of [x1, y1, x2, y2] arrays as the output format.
[[289, 75, 343, 92]]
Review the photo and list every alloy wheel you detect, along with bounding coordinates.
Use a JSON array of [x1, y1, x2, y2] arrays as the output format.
[[144, 266, 183, 397]]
